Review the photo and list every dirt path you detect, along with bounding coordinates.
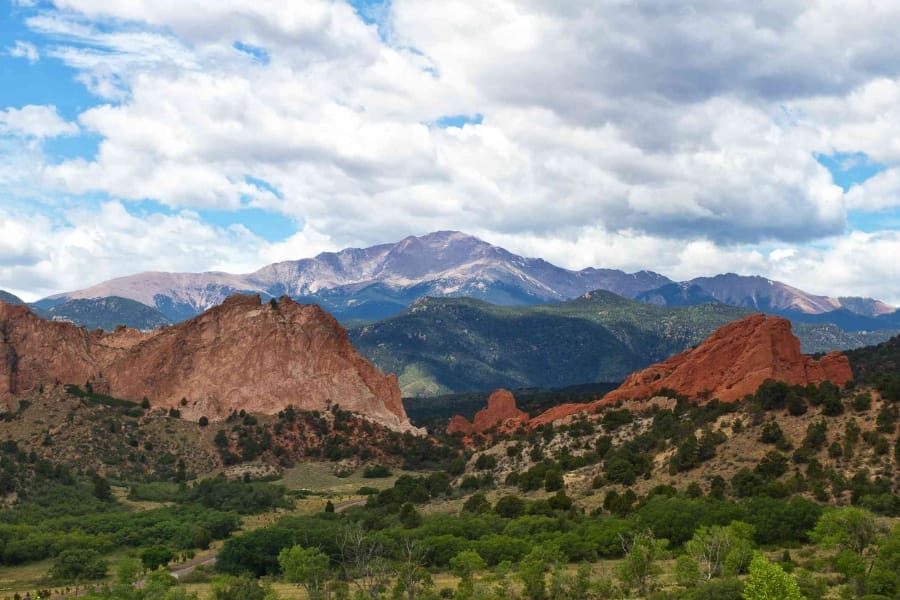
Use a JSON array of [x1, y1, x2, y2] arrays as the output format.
[[169, 550, 218, 579], [333, 497, 367, 512]]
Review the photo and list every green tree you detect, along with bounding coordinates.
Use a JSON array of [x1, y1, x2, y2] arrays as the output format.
[[141, 568, 179, 600], [450, 550, 486, 599], [617, 530, 667, 596], [517, 547, 550, 600], [810, 507, 881, 556], [141, 546, 175, 571], [544, 466, 564, 492], [92, 473, 113, 502], [685, 522, 754, 581], [462, 493, 491, 514], [742, 552, 803, 600], [392, 538, 432, 600], [494, 495, 526, 519], [867, 524, 900, 597], [675, 555, 701, 588], [49, 548, 108, 582], [399, 502, 421, 528], [279, 545, 331, 600]]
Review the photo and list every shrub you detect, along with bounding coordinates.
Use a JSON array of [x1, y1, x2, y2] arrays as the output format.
[[852, 393, 872, 412], [50, 548, 108, 581], [494, 495, 526, 519], [362, 465, 392, 478], [474, 454, 497, 470]]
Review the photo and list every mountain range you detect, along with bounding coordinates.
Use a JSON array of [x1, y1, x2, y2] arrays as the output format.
[[348, 292, 896, 396], [37, 296, 173, 331], [24, 231, 896, 328]]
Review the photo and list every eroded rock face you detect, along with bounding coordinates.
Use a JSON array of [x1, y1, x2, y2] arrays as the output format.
[[603, 314, 852, 404], [0, 296, 421, 434], [447, 389, 528, 435], [529, 314, 853, 425]]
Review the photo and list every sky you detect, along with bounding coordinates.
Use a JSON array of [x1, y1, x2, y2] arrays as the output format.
[[0, 0, 899, 305]]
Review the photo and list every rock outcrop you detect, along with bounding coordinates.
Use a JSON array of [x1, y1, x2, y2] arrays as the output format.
[[0, 296, 421, 434], [529, 314, 853, 425], [602, 314, 852, 404], [447, 389, 529, 435]]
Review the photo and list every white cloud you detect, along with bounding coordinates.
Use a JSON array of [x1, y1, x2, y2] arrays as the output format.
[[0, 105, 79, 138], [0, 202, 279, 300], [485, 228, 900, 307], [1, 0, 897, 304], [9, 40, 39, 63]]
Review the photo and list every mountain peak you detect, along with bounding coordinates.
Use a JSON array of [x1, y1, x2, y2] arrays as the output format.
[[43, 232, 672, 323]]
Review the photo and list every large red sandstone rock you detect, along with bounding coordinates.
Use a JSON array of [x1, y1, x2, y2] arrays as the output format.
[[530, 314, 853, 425], [604, 314, 852, 403], [447, 389, 529, 435], [0, 296, 421, 433]]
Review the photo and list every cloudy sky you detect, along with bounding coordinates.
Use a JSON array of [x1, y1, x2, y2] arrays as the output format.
[[1, 0, 899, 304]]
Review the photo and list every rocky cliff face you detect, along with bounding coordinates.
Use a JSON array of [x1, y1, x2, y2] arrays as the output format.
[[447, 389, 529, 435], [529, 314, 854, 425], [0, 297, 420, 433], [603, 314, 852, 404]]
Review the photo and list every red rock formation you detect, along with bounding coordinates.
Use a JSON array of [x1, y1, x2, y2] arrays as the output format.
[[603, 314, 852, 404], [0, 296, 421, 434], [528, 402, 593, 428], [530, 314, 853, 425], [447, 389, 529, 435]]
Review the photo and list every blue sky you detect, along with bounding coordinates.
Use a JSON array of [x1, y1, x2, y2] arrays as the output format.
[[1, 1, 899, 304]]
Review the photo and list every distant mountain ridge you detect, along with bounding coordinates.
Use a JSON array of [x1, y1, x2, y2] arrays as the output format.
[[37, 231, 673, 323], [29, 231, 896, 328], [637, 274, 897, 322], [0, 290, 25, 305], [42, 297, 172, 331], [349, 292, 896, 396]]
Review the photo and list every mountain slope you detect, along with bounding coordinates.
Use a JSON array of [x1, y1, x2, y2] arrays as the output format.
[[0, 290, 25, 305], [35, 232, 895, 327], [350, 292, 896, 396], [40, 231, 672, 322], [41, 296, 172, 331], [844, 333, 900, 383], [637, 273, 895, 318], [350, 296, 648, 396]]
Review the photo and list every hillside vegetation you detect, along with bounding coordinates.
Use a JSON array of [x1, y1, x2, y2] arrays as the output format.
[[41, 296, 172, 331], [352, 293, 896, 396]]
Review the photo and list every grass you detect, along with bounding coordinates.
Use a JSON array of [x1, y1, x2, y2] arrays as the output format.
[[0, 557, 55, 596], [276, 462, 416, 497]]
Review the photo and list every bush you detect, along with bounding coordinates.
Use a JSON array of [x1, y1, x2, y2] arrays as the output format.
[[141, 545, 174, 570], [362, 465, 392, 478], [50, 548, 108, 581], [852, 393, 872, 412], [786, 393, 808, 416], [474, 454, 497, 470], [494, 495, 526, 519], [605, 457, 637, 485]]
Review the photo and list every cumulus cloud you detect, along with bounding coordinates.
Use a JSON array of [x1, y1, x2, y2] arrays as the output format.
[[0, 105, 79, 138], [0, 201, 318, 300], [1, 0, 898, 303]]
